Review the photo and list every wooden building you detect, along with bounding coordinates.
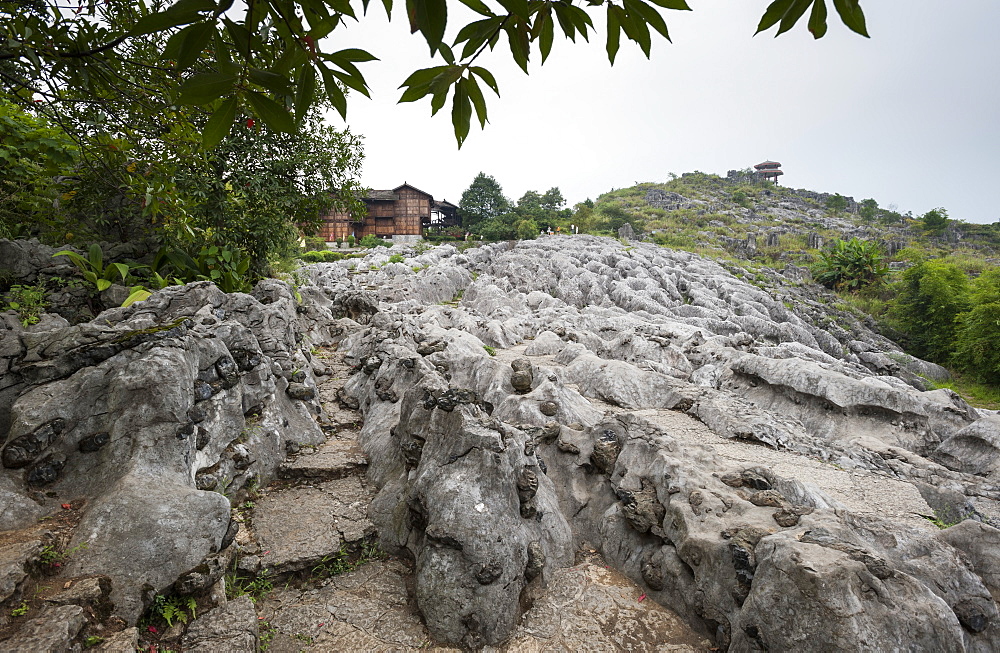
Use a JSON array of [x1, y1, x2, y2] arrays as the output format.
[[318, 183, 440, 242]]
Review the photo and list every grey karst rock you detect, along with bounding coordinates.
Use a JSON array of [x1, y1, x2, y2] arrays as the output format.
[[4, 234, 1000, 651], [0, 536, 44, 604], [0, 604, 86, 653], [0, 278, 338, 627], [181, 595, 259, 652], [933, 415, 1000, 477], [308, 236, 1000, 650]]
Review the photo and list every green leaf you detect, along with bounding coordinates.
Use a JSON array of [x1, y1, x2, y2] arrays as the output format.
[[457, 0, 494, 16], [430, 88, 449, 116], [498, 0, 529, 19], [776, 0, 812, 36], [506, 21, 531, 73], [106, 262, 130, 281], [53, 250, 89, 272], [223, 18, 251, 55], [248, 68, 293, 94], [465, 73, 488, 128], [328, 48, 379, 63], [318, 66, 349, 118], [329, 69, 371, 98], [294, 64, 316, 120], [606, 5, 623, 64], [808, 0, 828, 38], [88, 244, 104, 272], [619, 4, 652, 57], [624, 0, 670, 43], [538, 9, 554, 62], [130, 2, 211, 37], [452, 79, 472, 147], [202, 96, 238, 149], [755, 0, 794, 35], [470, 66, 500, 96], [553, 3, 577, 42], [178, 73, 237, 105], [398, 66, 448, 102], [96, 279, 112, 292], [428, 66, 463, 95], [646, 0, 690, 9], [175, 22, 215, 70], [833, 0, 868, 37], [407, 0, 449, 52], [246, 91, 295, 133]]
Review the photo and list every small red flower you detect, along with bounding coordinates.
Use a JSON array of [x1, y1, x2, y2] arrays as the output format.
[[147, 626, 158, 633], [638, 593, 646, 602], [61, 503, 72, 510], [246, 118, 255, 128]]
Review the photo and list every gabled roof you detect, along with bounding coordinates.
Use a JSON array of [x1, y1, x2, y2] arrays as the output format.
[[434, 199, 458, 210], [393, 183, 434, 200]]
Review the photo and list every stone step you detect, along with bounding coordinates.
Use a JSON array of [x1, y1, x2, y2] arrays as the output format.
[[248, 476, 376, 575], [279, 438, 367, 482]]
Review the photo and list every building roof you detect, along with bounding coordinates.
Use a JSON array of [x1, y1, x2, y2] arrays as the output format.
[[366, 190, 398, 201], [434, 199, 459, 210], [754, 160, 781, 169], [393, 183, 434, 200]]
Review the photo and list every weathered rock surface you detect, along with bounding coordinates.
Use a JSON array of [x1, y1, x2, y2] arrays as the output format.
[[318, 236, 1000, 650], [3, 235, 1000, 651], [0, 273, 344, 629], [180, 595, 259, 652]]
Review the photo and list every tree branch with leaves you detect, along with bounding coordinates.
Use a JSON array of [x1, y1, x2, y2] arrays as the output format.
[[2, 0, 868, 148]]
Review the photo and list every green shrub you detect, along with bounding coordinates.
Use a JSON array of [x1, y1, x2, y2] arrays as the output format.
[[953, 302, 1000, 384], [388, 253, 405, 263], [888, 259, 971, 362], [300, 250, 353, 263], [3, 283, 47, 326], [811, 238, 888, 292], [359, 234, 391, 248]]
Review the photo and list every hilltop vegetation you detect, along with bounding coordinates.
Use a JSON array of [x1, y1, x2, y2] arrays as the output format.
[[565, 171, 1000, 404]]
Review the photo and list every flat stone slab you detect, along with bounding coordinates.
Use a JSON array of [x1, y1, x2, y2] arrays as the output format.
[[182, 595, 259, 653], [500, 561, 712, 652], [260, 560, 455, 652], [258, 558, 710, 652], [251, 477, 375, 574], [279, 438, 367, 481]]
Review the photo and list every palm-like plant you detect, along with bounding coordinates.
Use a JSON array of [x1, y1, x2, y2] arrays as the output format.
[[811, 238, 888, 292]]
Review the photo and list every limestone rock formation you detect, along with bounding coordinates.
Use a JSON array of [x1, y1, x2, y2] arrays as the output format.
[[2, 235, 1000, 651]]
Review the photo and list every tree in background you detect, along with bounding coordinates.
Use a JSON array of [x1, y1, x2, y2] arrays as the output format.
[[954, 269, 1000, 384], [0, 96, 78, 239], [858, 198, 879, 223], [1, 1, 870, 147], [458, 173, 510, 232], [598, 205, 645, 235], [889, 259, 971, 362], [922, 207, 950, 234], [825, 193, 849, 214]]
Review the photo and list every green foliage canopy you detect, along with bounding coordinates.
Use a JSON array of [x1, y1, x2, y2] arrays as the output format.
[[811, 238, 887, 292], [1, 0, 869, 146], [458, 172, 509, 231], [922, 207, 950, 234], [889, 259, 971, 363]]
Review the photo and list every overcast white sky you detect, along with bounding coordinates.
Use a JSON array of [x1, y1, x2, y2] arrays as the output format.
[[329, 1, 1000, 223]]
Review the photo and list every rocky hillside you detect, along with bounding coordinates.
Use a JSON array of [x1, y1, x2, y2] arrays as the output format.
[[2, 235, 1000, 651], [597, 172, 1000, 267]]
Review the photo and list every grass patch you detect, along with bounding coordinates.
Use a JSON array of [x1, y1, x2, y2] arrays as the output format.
[[926, 373, 1000, 410]]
